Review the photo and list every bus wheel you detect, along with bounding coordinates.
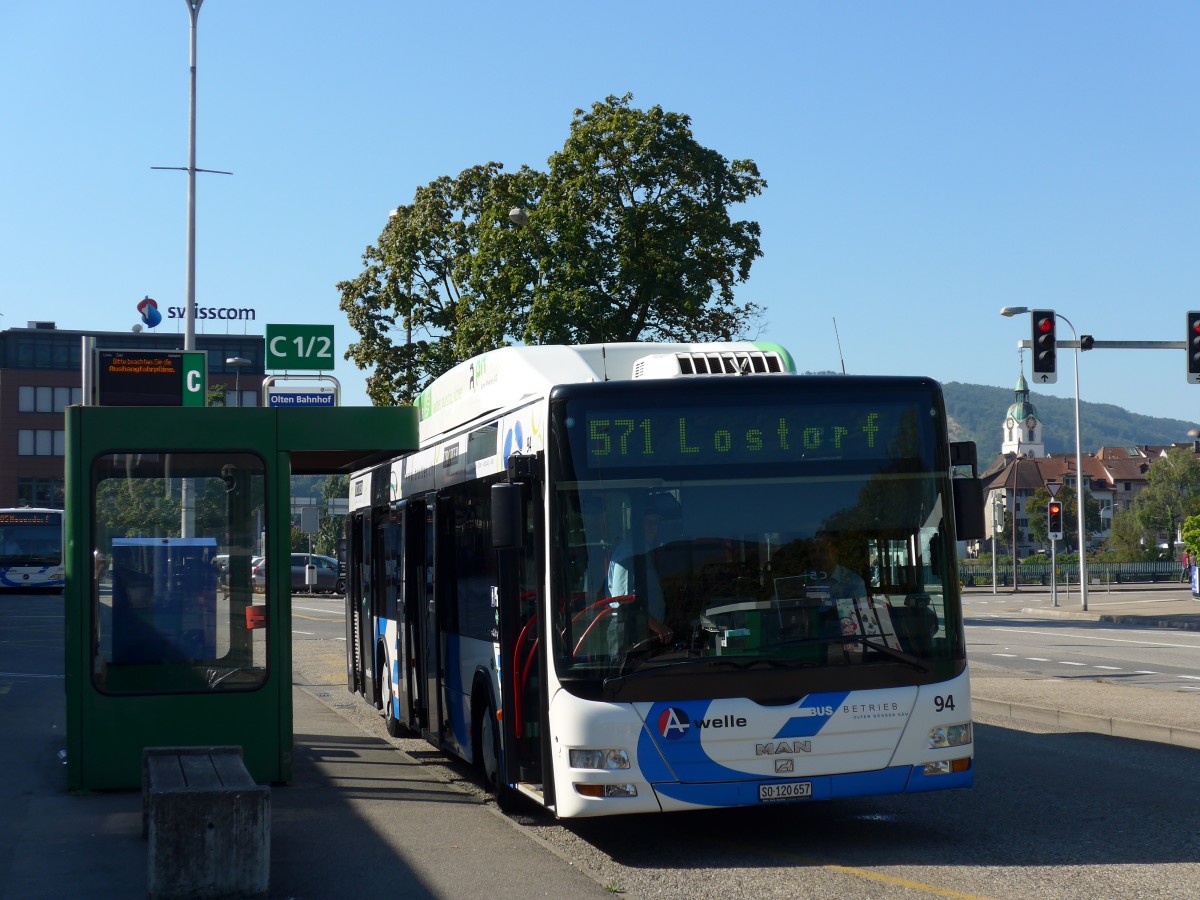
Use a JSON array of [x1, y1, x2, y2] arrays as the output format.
[[478, 693, 519, 812], [381, 659, 401, 737]]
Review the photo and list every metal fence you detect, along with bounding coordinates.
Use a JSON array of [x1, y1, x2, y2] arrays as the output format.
[[960, 560, 1184, 587]]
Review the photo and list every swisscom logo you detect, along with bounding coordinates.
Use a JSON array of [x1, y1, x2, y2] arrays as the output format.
[[137, 296, 162, 328]]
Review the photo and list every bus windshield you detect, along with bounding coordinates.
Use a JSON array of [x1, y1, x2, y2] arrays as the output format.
[[548, 380, 965, 696], [0, 511, 63, 566]]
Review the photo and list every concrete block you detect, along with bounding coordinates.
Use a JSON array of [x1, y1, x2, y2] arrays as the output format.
[[144, 746, 270, 900]]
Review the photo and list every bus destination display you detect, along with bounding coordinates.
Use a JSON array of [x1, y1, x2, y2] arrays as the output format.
[[0, 511, 56, 526], [580, 404, 925, 469]]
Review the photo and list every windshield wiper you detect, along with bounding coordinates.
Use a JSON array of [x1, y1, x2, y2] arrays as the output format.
[[605, 654, 798, 688], [844, 636, 932, 672], [758, 635, 932, 672]]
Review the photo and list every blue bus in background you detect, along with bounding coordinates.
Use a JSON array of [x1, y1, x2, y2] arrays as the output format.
[[0, 508, 65, 591]]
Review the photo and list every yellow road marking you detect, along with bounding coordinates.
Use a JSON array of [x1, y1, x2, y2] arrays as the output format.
[[738, 843, 993, 900], [820, 862, 992, 899]]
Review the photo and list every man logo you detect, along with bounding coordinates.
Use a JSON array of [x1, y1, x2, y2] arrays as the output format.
[[658, 707, 691, 740], [775, 759, 795, 774]]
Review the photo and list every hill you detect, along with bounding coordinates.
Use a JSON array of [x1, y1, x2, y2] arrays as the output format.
[[941, 381, 1195, 458]]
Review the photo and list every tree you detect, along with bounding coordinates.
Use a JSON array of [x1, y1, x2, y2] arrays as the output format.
[[1105, 508, 1155, 561], [316, 475, 348, 558], [1180, 513, 1200, 560], [1131, 447, 1200, 555], [339, 94, 766, 406], [207, 383, 227, 407]]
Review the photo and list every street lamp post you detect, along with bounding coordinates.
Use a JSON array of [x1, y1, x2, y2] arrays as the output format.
[[184, 0, 203, 353], [225, 356, 250, 406], [991, 491, 999, 595], [1001, 306, 1089, 610]]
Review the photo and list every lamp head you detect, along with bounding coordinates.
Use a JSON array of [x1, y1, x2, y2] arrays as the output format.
[[999, 306, 1029, 318]]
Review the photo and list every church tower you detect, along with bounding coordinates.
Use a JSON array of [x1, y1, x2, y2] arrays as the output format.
[[1002, 372, 1046, 457]]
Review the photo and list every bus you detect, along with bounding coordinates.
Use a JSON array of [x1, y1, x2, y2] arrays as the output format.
[[0, 507, 65, 591], [345, 342, 985, 819]]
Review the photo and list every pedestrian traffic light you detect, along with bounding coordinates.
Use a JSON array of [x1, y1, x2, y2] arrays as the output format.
[[1030, 310, 1057, 383], [1187, 311, 1200, 383], [1047, 501, 1063, 540]]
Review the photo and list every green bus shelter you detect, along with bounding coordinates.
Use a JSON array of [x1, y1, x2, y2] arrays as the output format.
[[64, 405, 417, 790]]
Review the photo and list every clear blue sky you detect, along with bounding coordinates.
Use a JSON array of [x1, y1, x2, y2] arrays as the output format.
[[3, 2, 1198, 432]]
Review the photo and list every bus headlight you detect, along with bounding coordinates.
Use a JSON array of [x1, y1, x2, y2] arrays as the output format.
[[568, 748, 631, 770], [929, 723, 972, 749], [574, 783, 638, 798]]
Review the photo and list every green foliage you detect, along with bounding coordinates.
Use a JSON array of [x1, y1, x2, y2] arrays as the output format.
[[1181, 514, 1200, 559], [1104, 508, 1157, 561], [1130, 446, 1200, 554], [94, 475, 231, 539], [316, 475, 348, 557], [207, 383, 227, 407], [339, 94, 766, 405]]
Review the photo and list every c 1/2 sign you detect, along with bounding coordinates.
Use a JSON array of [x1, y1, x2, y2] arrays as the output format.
[[266, 324, 335, 371]]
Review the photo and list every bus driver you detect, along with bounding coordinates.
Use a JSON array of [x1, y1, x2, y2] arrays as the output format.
[[607, 505, 673, 647]]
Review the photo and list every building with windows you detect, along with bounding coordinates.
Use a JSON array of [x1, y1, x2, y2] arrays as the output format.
[[0, 322, 263, 508]]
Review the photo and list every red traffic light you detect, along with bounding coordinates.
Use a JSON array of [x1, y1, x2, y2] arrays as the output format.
[[1188, 312, 1200, 377], [1037, 317, 1055, 333], [1047, 501, 1063, 536]]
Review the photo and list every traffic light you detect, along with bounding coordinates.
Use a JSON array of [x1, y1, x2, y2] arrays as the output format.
[[1188, 311, 1200, 383], [1047, 501, 1063, 540], [1030, 310, 1057, 383]]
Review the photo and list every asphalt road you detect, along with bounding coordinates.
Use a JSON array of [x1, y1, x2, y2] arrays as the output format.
[[293, 637, 1200, 900], [6, 591, 1200, 899], [965, 592, 1200, 693]]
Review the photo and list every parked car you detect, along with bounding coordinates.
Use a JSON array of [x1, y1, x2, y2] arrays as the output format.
[[252, 553, 343, 594]]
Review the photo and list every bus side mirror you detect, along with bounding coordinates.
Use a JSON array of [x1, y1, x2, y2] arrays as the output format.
[[491, 483, 525, 549], [953, 477, 986, 541]]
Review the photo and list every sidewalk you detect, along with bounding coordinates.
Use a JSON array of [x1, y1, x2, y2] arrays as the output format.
[[4, 685, 610, 900], [967, 581, 1200, 751]]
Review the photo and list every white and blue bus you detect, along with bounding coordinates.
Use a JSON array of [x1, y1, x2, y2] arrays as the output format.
[[345, 343, 984, 818], [0, 507, 65, 591]]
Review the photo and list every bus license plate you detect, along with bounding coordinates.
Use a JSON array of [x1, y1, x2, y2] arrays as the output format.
[[758, 781, 812, 802]]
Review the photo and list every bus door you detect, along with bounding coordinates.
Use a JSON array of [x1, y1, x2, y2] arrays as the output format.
[[494, 471, 547, 794], [416, 494, 454, 745], [354, 509, 377, 704], [345, 511, 367, 694], [392, 499, 425, 731]]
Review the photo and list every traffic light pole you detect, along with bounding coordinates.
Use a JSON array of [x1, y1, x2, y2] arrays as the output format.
[[1012, 317, 1198, 612], [1060, 314, 1088, 612], [1050, 537, 1058, 607]]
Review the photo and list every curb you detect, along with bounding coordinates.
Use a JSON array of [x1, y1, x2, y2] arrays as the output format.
[[972, 697, 1200, 751], [1098, 615, 1200, 631], [1018, 608, 1200, 630]]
